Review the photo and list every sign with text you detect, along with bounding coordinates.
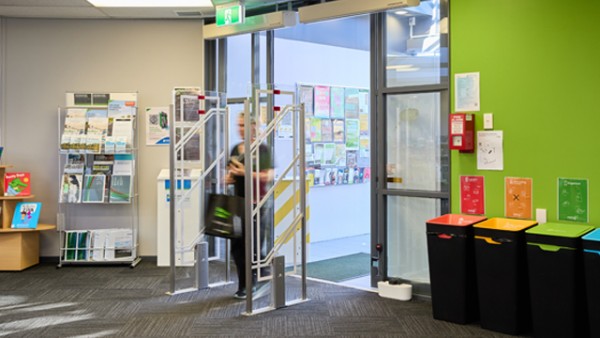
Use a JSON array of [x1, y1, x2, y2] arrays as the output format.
[[558, 177, 589, 222], [505, 177, 532, 219], [460, 175, 485, 215]]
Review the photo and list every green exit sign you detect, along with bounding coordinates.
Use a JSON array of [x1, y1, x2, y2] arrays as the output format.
[[216, 3, 244, 26]]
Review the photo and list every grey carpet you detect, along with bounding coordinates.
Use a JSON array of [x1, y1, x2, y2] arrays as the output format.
[[0, 261, 527, 337]]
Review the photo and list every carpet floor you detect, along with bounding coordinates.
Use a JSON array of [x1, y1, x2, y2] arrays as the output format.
[[0, 260, 527, 337]]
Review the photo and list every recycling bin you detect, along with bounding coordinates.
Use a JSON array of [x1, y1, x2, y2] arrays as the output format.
[[426, 214, 487, 324], [473, 218, 537, 335], [582, 228, 600, 338], [525, 222, 594, 338]]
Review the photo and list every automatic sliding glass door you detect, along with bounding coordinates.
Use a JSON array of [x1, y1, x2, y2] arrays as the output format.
[[374, 0, 449, 295]]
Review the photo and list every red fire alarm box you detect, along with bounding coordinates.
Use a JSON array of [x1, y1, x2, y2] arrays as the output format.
[[450, 113, 475, 152]]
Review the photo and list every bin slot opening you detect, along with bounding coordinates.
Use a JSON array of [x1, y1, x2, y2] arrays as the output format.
[[527, 242, 575, 252], [427, 231, 467, 240], [584, 249, 600, 256], [475, 235, 501, 245]]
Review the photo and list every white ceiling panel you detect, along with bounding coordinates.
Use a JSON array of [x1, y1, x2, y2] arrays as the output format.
[[0, 0, 91, 6], [99, 7, 212, 19], [0, 6, 107, 18]]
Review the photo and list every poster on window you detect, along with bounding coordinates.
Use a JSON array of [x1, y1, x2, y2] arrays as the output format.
[[333, 119, 345, 143], [321, 119, 333, 142], [298, 84, 314, 117], [505, 177, 532, 219], [310, 118, 322, 142], [358, 89, 369, 114], [345, 119, 360, 150], [335, 144, 346, 166], [314, 85, 330, 118], [344, 88, 360, 119], [330, 87, 345, 119], [359, 114, 369, 136]]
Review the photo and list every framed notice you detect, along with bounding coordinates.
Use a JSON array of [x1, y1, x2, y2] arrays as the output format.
[[505, 177, 532, 219], [460, 176, 485, 215], [558, 177, 589, 222]]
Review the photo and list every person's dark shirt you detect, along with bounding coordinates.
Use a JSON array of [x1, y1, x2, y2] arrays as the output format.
[[230, 143, 272, 201]]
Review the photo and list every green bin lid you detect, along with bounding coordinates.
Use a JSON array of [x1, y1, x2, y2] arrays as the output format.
[[474, 217, 537, 232], [525, 222, 594, 238]]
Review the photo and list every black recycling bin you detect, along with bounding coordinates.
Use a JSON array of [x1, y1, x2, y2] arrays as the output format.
[[426, 214, 486, 324], [473, 218, 537, 335], [526, 222, 594, 338], [582, 228, 600, 338]]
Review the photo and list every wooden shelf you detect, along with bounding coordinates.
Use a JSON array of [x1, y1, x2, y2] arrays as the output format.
[[1, 195, 36, 229], [0, 194, 35, 200], [0, 223, 56, 271], [0, 223, 55, 233]]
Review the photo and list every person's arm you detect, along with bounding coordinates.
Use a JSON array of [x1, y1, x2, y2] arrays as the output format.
[[228, 158, 273, 182]]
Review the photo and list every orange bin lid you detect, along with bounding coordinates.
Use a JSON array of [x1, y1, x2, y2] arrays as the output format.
[[474, 217, 537, 232], [426, 214, 487, 227]]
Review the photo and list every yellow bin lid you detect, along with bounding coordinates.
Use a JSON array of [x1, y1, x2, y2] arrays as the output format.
[[474, 217, 537, 232]]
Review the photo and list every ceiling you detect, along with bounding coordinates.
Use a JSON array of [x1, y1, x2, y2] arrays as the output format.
[[0, 0, 295, 20]]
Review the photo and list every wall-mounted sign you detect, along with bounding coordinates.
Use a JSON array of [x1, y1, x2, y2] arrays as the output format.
[[460, 175, 485, 215], [558, 177, 589, 223], [216, 2, 244, 26], [505, 177, 532, 219]]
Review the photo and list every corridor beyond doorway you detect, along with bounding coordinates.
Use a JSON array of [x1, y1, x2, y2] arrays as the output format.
[[308, 233, 372, 289]]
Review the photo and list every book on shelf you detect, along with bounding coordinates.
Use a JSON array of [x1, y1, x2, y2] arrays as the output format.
[[61, 117, 87, 150], [63, 154, 85, 174], [108, 100, 137, 119], [113, 154, 134, 175], [109, 175, 132, 204], [90, 229, 109, 261], [4, 172, 31, 196], [63, 230, 90, 261], [111, 118, 133, 149], [64, 231, 78, 261], [59, 173, 83, 203], [82, 174, 106, 203], [76, 231, 90, 261], [11, 202, 42, 229], [105, 229, 134, 260]]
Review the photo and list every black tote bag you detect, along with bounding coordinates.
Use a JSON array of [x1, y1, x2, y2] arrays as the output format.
[[204, 193, 244, 239]]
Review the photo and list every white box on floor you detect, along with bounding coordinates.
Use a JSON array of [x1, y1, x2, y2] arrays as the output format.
[[378, 281, 412, 301]]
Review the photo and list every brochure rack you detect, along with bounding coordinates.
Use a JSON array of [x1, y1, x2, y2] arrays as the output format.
[[57, 92, 140, 268]]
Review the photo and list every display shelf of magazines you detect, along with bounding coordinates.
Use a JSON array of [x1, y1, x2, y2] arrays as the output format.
[[56, 92, 140, 268]]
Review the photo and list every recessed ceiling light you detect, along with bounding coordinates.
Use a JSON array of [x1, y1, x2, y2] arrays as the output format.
[[87, 0, 213, 7], [395, 10, 408, 15]]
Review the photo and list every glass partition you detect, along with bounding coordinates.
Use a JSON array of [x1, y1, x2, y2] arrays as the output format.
[[385, 0, 448, 87]]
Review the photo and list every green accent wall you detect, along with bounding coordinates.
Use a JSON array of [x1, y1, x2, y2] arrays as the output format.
[[450, 1, 600, 225]]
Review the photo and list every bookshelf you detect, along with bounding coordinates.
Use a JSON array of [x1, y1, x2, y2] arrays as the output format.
[[57, 92, 140, 268], [0, 165, 56, 271]]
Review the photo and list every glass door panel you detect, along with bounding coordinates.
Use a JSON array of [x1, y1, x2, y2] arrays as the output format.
[[386, 196, 441, 284], [385, 93, 447, 192]]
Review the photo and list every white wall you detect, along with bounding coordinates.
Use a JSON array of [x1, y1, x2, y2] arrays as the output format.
[[1, 18, 204, 257]]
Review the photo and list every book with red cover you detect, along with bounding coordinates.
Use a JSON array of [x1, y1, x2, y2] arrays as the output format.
[[4, 172, 31, 196]]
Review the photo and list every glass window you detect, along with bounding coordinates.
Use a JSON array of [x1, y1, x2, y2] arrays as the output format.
[[385, 92, 448, 192], [226, 34, 252, 98], [385, 0, 448, 87]]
